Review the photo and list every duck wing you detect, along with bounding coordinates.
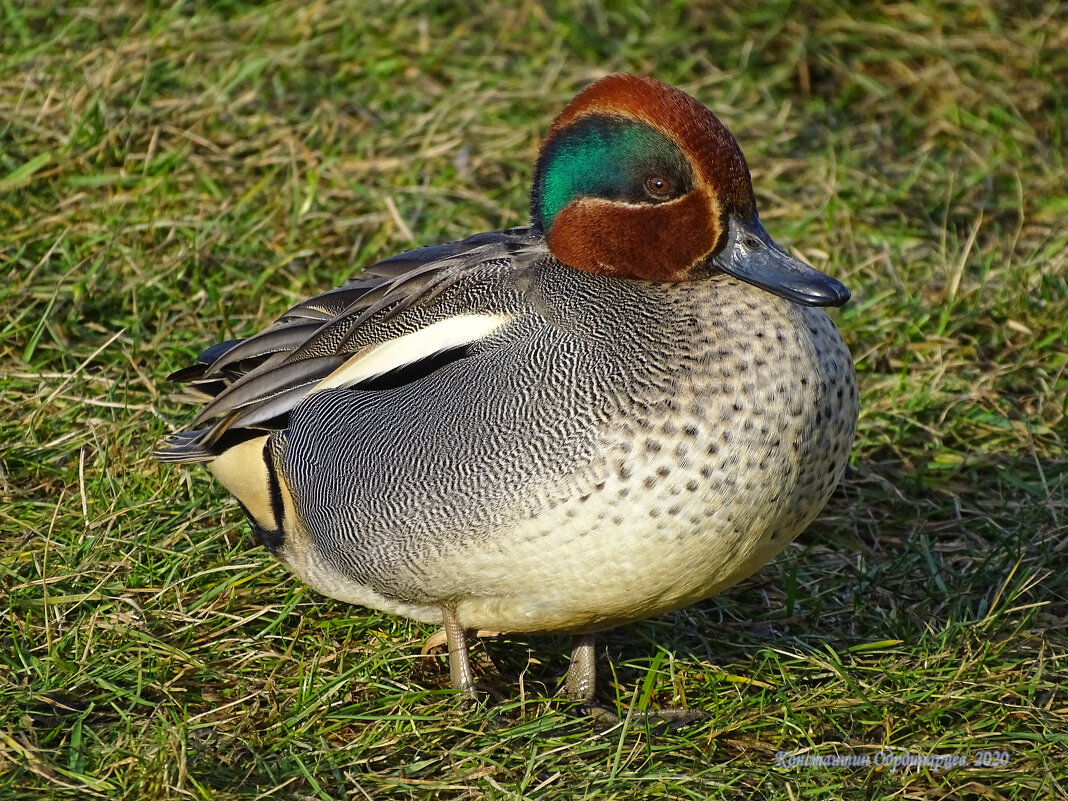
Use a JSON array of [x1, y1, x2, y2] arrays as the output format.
[[157, 226, 545, 462]]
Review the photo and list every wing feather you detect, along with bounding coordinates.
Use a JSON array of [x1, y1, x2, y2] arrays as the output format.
[[157, 226, 545, 462]]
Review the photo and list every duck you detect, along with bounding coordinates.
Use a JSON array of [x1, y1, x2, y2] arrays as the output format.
[[158, 74, 858, 711]]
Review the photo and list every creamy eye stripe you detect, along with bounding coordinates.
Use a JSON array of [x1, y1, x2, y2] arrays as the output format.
[[311, 313, 512, 393]]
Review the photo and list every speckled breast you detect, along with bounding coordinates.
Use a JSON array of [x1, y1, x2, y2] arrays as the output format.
[[276, 264, 858, 634]]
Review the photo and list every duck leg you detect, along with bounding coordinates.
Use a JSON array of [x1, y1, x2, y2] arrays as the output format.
[[562, 634, 707, 727], [441, 606, 477, 698], [562, 634, 620, 726], [561, 633, 597, 702]]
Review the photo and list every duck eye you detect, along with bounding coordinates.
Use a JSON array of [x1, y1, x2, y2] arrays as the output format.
[[644, 174, 673, 200]]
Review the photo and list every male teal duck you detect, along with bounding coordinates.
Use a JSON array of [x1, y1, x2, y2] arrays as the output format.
[[159, 74, 858, 709]]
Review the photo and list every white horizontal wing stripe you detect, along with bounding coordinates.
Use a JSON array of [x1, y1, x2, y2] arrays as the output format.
[[312, 313, 512, 393]]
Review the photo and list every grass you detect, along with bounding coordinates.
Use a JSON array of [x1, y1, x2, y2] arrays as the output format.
[[1, 0, 1065, 798]]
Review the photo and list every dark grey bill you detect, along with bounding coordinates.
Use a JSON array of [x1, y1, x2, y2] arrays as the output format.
[[712, 214, 850, 307]]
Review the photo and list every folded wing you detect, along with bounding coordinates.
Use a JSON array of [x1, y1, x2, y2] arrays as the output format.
[[157, 227, 543, 462]]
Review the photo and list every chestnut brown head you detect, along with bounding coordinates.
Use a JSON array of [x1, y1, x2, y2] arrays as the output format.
[[531, 75, 849, 306]]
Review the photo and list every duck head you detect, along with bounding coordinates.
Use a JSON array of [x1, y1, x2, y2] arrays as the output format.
[[530, 74, 849, 307]]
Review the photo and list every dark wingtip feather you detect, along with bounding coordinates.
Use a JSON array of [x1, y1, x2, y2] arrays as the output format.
[[167, 363, 209, 383], [154, 430, 217, 463], [197, 339, 244, 365], [156, 425, 274, 464], [166, 340, 244, 382]]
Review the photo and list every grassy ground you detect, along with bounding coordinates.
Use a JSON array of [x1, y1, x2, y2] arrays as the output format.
[[2, 1, 1066, 798]]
